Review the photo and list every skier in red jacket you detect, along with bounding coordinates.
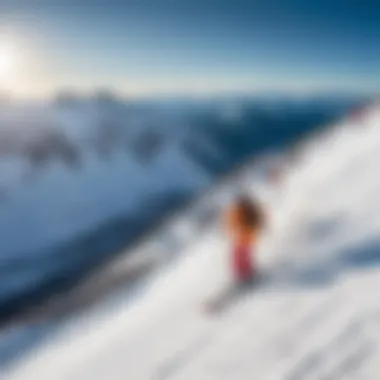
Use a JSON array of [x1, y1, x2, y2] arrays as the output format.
[[225, 195, 266, 283]]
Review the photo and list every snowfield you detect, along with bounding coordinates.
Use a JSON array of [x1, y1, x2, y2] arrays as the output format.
[[3, 102, 380, 380]]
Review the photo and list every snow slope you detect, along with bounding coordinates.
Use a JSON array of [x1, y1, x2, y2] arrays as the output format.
[[3, 102, 380, 379], [0, 96, 352, 317]]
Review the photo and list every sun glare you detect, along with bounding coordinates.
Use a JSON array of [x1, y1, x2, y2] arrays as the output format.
[[0, 41, 17, 85]]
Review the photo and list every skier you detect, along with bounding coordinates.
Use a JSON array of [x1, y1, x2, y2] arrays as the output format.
[[205, 194, 266, 313], [225, 194, 265, 284]]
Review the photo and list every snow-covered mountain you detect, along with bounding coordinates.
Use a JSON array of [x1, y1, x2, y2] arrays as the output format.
[[0, 95, 363, 325], [2, 99, 379, 380], [0, 101, 212, 317]]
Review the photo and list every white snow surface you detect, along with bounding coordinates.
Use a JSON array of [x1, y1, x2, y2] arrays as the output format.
[[3, 103, 380, 379]]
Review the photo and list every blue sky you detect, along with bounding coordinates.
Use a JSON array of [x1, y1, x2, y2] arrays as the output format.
[[1, 0, 380, 98]]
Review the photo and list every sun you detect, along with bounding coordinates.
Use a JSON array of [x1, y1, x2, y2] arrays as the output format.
[[0, 41, 17, 83]]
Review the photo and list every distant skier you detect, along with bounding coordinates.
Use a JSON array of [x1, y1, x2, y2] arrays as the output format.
[[225, 195, 265, 284]]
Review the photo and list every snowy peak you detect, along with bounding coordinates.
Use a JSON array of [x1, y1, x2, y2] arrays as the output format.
[[3, 101, 380, 379]]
